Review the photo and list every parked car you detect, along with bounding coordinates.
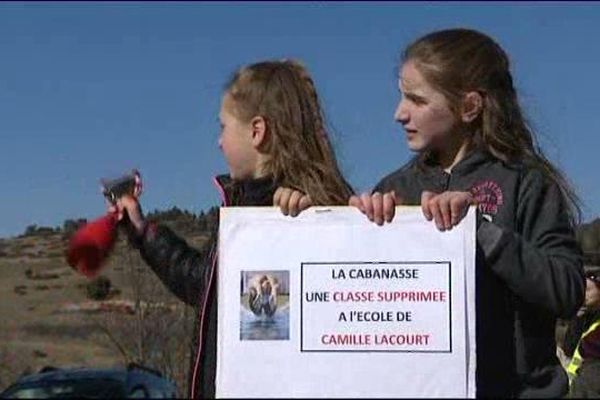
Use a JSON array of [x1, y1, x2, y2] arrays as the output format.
[[0, 363, 177, 398]]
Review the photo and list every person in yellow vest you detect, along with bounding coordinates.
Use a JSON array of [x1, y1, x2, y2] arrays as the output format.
[[566, 267, 600, 397]]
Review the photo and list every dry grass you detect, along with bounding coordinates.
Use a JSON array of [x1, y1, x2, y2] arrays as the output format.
[[0, 230, 205, 394]]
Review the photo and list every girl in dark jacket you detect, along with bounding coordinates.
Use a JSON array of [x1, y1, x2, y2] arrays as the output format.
[[350, 28, 585, 398], [111, 59, 353, 398]]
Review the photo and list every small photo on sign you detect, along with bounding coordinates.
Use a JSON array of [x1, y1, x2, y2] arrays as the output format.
[[240, 270, 290, 341]]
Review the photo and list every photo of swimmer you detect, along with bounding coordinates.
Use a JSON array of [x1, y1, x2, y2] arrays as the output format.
[[240, 271, 290, 341]]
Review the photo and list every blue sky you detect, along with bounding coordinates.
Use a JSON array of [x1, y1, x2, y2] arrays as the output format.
[[1, 2, 600, 238]]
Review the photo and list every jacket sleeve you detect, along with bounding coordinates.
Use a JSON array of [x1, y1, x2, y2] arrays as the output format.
[[135, 222, 217, 306], [476, 169, 585, 318]]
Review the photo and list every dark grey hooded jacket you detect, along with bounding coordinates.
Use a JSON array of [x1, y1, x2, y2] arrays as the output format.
[[374, 149, 585, 398]]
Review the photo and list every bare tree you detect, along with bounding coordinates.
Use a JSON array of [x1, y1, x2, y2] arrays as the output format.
[[93, 243, 195, 395]]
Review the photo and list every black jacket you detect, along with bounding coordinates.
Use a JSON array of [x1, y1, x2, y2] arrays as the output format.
[[134, 175, 277, 398], [374, 150, 585, 398]]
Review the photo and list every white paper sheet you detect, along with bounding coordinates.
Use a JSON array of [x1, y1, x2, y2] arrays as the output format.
[[217, 206, 476, 398]]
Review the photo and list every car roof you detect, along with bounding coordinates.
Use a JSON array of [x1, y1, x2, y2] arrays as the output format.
[[7, 365, 177, 396], [16, 367, 129, 385]]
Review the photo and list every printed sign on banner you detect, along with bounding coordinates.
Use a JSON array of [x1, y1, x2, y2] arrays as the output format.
[[217, 207, 476, 398]]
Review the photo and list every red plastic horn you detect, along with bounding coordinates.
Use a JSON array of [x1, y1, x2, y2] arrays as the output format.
[[67, 212, 119, 278], [67, 169, 142, 278]]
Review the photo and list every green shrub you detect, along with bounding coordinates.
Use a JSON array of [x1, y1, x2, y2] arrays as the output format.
[[86, 276, 112, 300]]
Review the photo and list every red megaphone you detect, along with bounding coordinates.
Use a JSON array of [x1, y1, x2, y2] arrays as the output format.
[[66, 169, 142, 278], [67, 212, 119, 278]]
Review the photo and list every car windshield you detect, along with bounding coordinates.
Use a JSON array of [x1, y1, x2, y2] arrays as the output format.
[[1, 378, 127, 399]]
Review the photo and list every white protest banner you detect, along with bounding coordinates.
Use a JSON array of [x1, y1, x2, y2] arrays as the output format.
[[217, 206, 476, 398]]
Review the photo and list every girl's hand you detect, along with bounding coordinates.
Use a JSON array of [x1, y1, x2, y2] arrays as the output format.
[[348, 191, 398, 226], [421, 190, 474, 231], [107, 195, 147, 237], [273, 187, 312, 217]]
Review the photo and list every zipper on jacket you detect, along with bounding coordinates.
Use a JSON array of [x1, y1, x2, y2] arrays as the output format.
[[443, 171, 452, 191], [190, 177, 228, 399]]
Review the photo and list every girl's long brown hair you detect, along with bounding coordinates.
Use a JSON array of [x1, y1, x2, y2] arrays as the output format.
[[225, 59, 353, 205], [403, 28, 581, 224]]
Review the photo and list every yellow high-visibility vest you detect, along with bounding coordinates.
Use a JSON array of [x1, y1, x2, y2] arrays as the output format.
[[566, 319, 600, 385]]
